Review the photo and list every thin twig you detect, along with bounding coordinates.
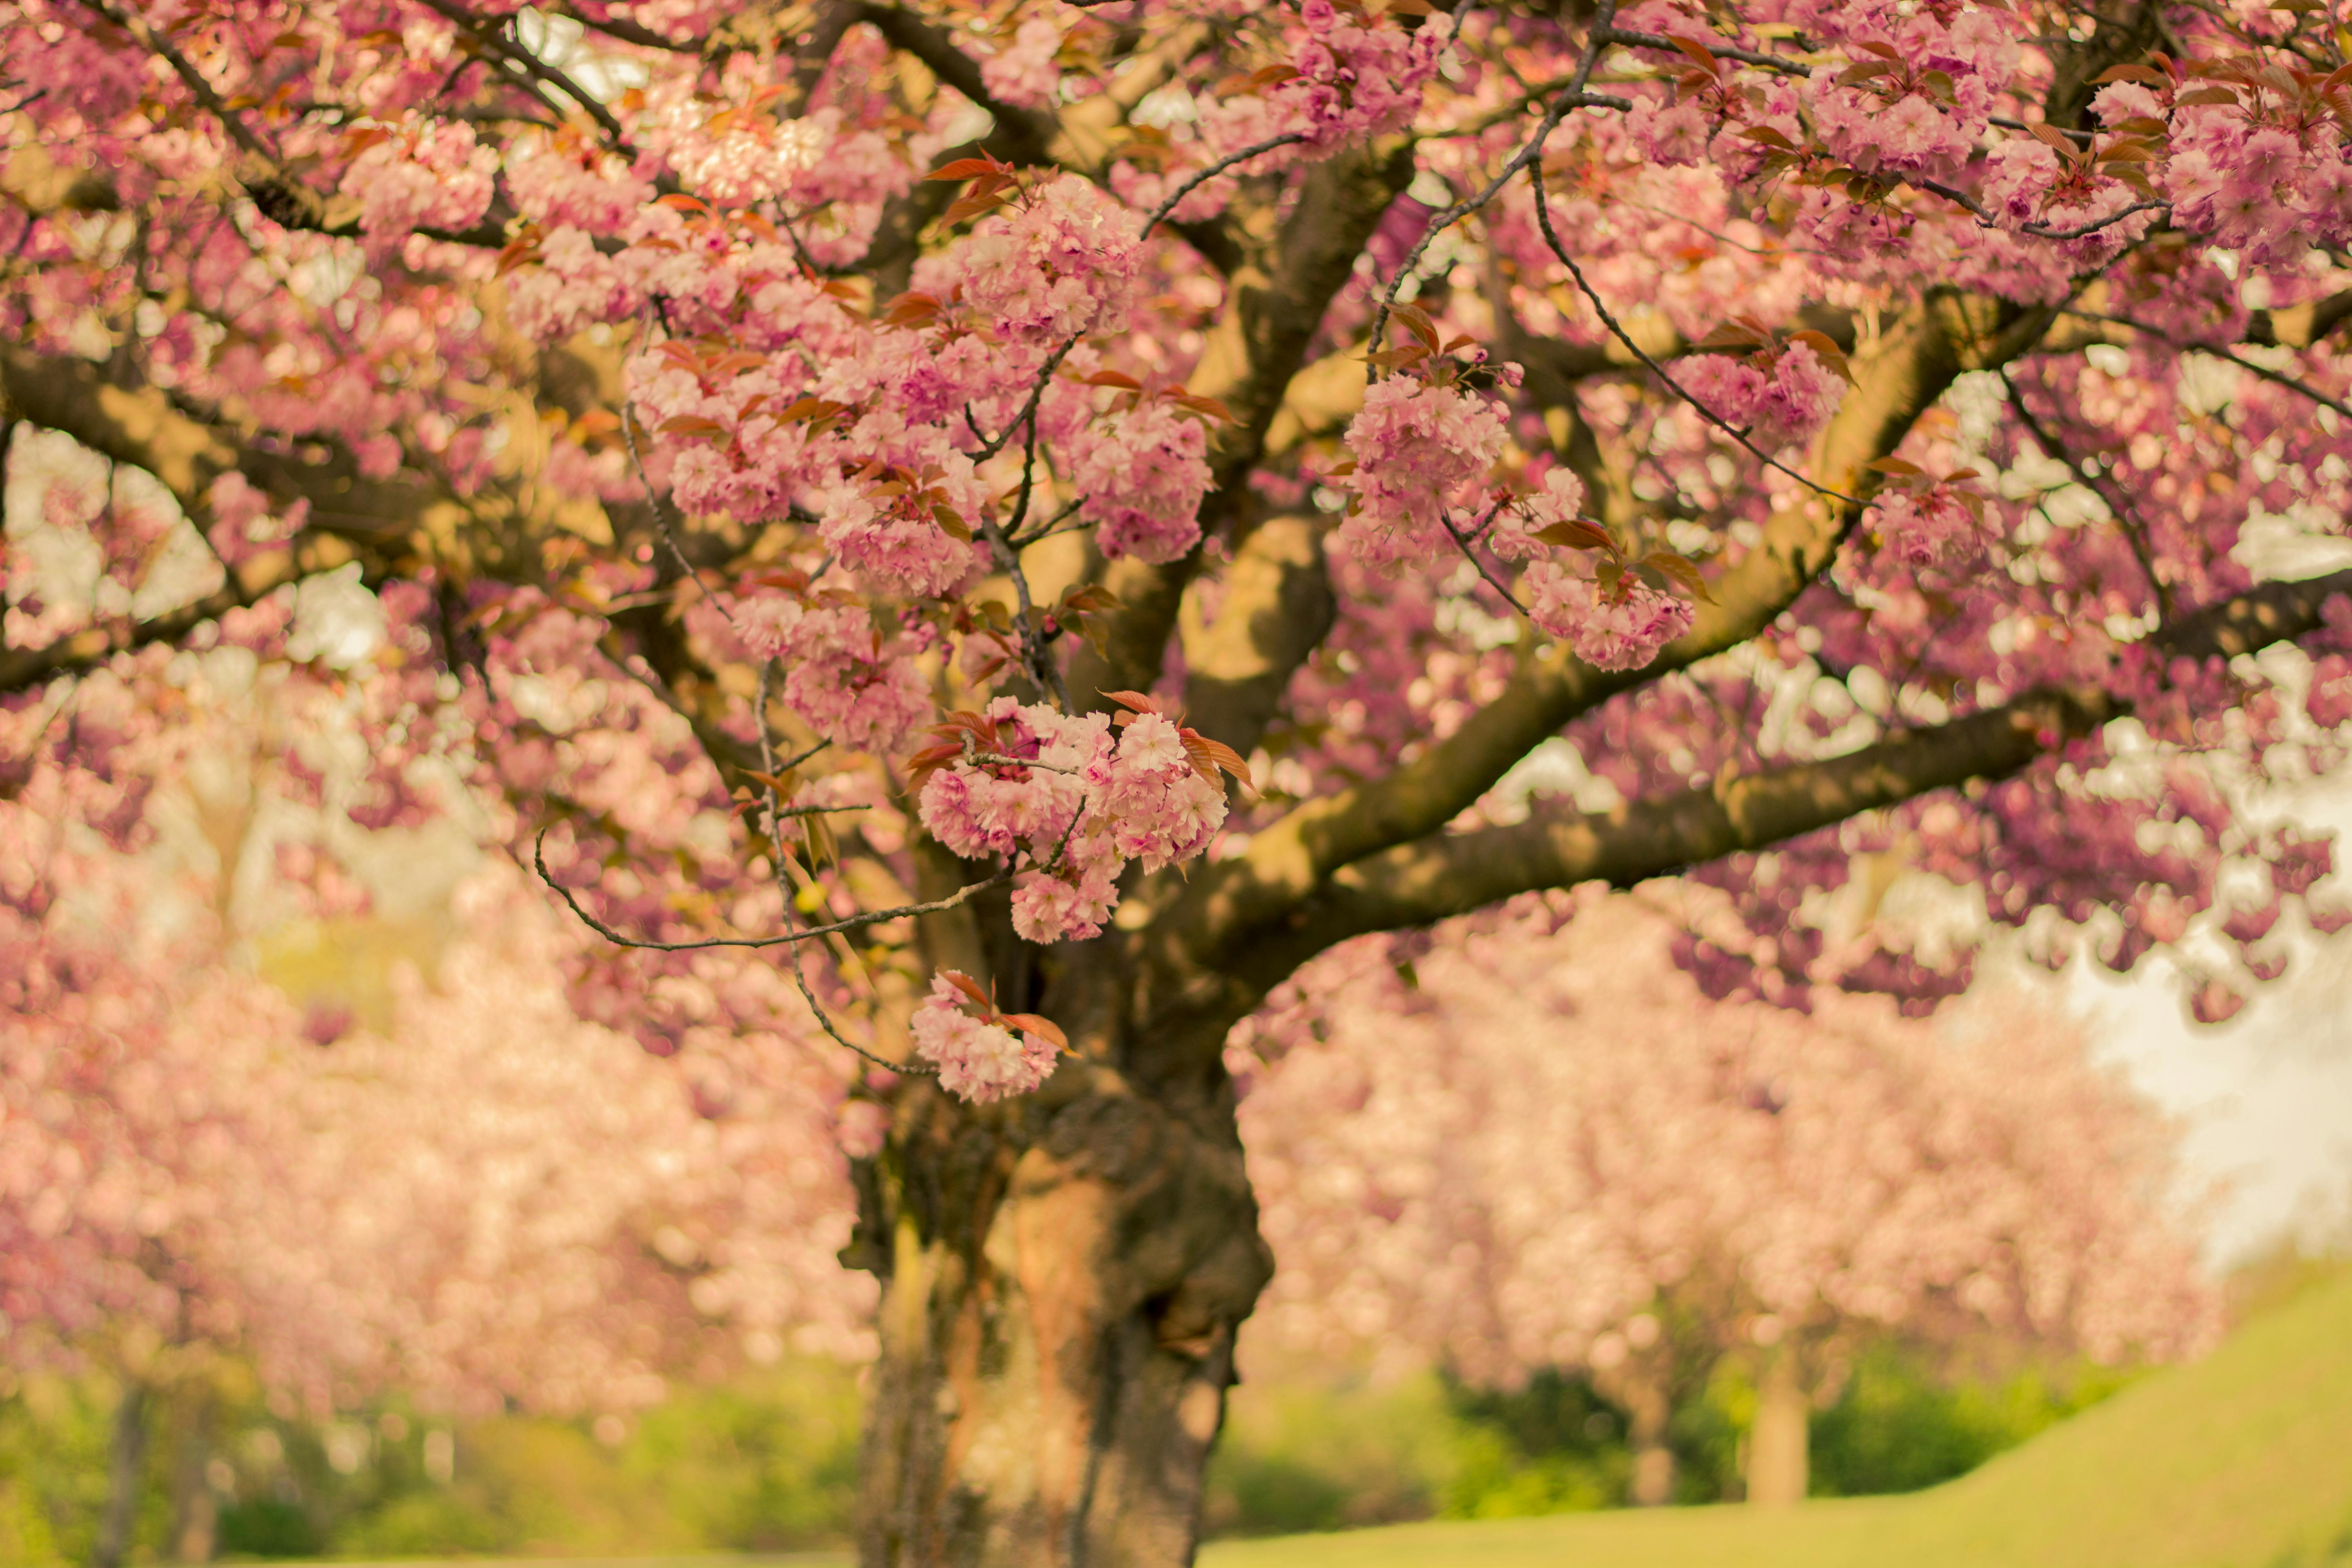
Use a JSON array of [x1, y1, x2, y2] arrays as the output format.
[[754, 661, 936, 1075], [1439, 502, 1528, 614], [1596, 23, 1811, 76], [2018, 199, 2169, 242], [1007, 498, 1085, 550], [414, 0, 641, 157], [621, 398, 737, 623], [1988, 114, 2092, 143], [534, 826, 1012, 953], [1528, 164, 1864, 508], [1138, 132, 1309, 237], [2000, 369, 2175, 622], [2055, 306, 2352, 420], [778, 737, 833, 772], [1366, 0, 1624, 369]]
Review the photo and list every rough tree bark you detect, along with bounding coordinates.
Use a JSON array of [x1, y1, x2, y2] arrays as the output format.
[[851, 1055, 1270, 1568]]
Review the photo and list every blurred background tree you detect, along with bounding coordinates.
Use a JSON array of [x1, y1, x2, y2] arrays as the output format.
[[1232, 896, 2220, 1509]]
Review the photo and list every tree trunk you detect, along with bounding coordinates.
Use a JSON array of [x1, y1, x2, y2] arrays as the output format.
[[1745, 1352, 1809, 1508], [853, 1064, 1272, 1568], [1622, 1379, 1675, 1508], [93, 1380, 149, 1568], [169, 1389, 218, 1564]]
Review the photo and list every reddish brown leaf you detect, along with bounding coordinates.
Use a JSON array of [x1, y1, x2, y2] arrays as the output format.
[[940, 970, 993, 1009], [1534, 519, 1615, 552], [925, 156, 1008, 182], [1786, 329, 1856, 386], [1000, 1012, 1071, 1050]]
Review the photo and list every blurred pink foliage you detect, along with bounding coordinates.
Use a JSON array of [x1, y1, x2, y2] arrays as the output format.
[[1236, 894, 2218, 1386], [0, 652, 871, 1417]]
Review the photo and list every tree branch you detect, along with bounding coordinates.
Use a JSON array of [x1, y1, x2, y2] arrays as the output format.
[[1256, 690, 2117, 965], [1178, 514, 1334, 761], [0, 581, 258, 692], [852, 4, 1059, 167], [1159, 563, 2352, 1051], [1065, 137, 1416, 713], [1159, 290, 2052, 969], [416, 0, 642, 157], [0, 345, 443, 541]]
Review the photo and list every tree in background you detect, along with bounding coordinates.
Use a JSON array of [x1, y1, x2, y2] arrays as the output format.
[[0, 648, 867, 1560], [6, 0, 2352, 1560], [1235, 895, 2218, 1506]]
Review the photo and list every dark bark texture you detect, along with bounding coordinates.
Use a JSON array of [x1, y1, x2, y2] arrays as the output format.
[[853, 1055, 1270, 1568]]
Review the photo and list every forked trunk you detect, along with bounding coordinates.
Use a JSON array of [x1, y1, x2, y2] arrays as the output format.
[[853, 1063, 1272, 1568]]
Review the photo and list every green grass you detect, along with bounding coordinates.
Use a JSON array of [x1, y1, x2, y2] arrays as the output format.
[[1200, 1267, 2352, 1568]]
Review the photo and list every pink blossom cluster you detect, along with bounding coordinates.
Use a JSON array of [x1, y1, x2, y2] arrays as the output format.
[[1871, 485, 1985, 569], [910, 975, 1061, 1102], [1671, 342, 1847, 452], [1274, 2, 1443, 152], [338, 122, 498, 239], [1198, 4, 1443, 163], [2146, 90, 2352, 261], [811, 446, 993, 599], [1803, 10, 2020, 181], [1524, 567, 1696, 671], [1064, 399, 1214, 563], [506, 224, 638, 340], [916, 699, 1228, 944], [635, 72, 909, 266], [1977, 137, 2154, 269], [930, 178, 1146, 347], [1623, 96, 1717, 169], [1335, 377, 1509, 574], [735, 591, 930, 755], [981, 15, 1066, 109], [1487, 468, 1588, 561], [625, 350, 991, 599], [504, 134, 653, 233]]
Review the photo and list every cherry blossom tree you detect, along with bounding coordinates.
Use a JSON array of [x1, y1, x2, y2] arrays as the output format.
[[1233, 893, 2218, 1508], [6, 0, 2352, 1561]]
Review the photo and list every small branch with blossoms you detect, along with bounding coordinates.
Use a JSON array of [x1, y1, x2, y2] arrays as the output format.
[[949, 129, 1301, 465], [911, 971, 1071, 1103], [1439, 501, 1530, 615], [752, 663, 940, 1077], [1525, 171, 1866, 510], [531, 827, 1017, 956], [1365, 0, 1631, 367]]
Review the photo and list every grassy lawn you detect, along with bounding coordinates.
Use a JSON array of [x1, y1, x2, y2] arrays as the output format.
[[1202, 1267, 2352, 1568]]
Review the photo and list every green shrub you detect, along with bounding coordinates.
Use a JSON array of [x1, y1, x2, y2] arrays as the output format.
[[1203, 1370, 1462, 1537], [1809, 1345, 2136, 1499], [216, 1496, 321, 1558], [1438, 1368, 1629, 1518]]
